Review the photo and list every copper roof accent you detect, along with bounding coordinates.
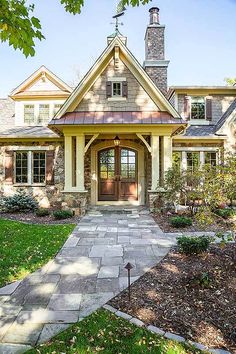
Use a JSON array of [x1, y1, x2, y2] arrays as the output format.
[[49, 111, 185, 125]]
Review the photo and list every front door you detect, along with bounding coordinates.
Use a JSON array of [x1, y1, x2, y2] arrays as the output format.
[[98, 147, 138, 201]]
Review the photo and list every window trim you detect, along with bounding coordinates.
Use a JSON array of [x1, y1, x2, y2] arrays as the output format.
[[112, 81, 122, 97], [190, 96, 206, 120], [14, 150, 46, 186], [22, 102, 64, 126]]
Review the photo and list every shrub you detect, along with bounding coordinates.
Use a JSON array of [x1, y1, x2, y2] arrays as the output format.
[[53, 210, 73, 220], [0, 191, 38, 212], [214, 208, 235, 219], [170, 216, 192, 228], [36, 208, 50, 217], [177, 235, 212, 255]]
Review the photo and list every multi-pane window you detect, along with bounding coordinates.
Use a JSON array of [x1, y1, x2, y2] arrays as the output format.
[[120, 149, 136, 178], [99, 149, 115, 179], [15, 152, 28, 183], [33, 152, 46, 183], [53, 104, 62, 116], [15, 151, 46, 184], [38, 104, 50, 124], [205, 152, 217, 166], [191, 97, 205, 120], [112, 82, 122, 97], [187, 152, 200, 172], [24, 105, 34, 124]]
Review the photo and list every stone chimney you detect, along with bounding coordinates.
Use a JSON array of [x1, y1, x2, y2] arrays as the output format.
[[144, 7, 169, 96]]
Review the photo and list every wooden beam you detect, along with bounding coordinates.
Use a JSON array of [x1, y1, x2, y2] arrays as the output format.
[[136, 133, 151, 153], [84, 133, 99, 154]]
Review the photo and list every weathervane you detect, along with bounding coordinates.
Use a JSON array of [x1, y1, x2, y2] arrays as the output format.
[[111, 0, 126, 33]]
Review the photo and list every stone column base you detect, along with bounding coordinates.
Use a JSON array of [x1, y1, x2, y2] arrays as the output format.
[[61, 191, 88, 216], [148, 188, 167, 212]]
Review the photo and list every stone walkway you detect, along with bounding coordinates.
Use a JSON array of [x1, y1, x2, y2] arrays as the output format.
[[0, 208, 179, 353]]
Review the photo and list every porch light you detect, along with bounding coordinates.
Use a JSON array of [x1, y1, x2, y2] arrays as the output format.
[[114, 135, 120, 146]]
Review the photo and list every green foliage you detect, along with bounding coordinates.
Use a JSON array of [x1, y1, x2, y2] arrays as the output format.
[[53, 209, 73, 220], [164, 153, 236, 228], [0, 0, 152, 57], [170, 216, 192, 228], [28, 308, 200, 354], [0, 218, 74, 286], [35, 208, 50, 217], [177, 235, 212, 255], [0, 191, 38, 212], [215, 231, 235, 248], [215, 208, 235, 219], [224, 77, 236, 86]]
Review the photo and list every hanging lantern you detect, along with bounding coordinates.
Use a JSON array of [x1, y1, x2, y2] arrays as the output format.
[[114, 135, 120, 146]]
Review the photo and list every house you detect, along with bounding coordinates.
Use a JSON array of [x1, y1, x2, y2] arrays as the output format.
[[0, 7, 236, 215]]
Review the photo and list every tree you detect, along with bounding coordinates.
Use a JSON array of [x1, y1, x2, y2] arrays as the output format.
[[224, 77, 236, 86], [0, 0, 151, 57]]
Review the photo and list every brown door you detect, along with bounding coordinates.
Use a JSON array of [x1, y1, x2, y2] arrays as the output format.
[[98, 147, 138, 201]]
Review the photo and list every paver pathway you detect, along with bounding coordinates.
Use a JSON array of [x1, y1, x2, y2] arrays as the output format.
[[0, 208, 178, 353]]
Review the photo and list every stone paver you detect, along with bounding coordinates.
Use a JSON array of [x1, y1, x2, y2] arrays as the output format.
[[0, 207, 177, 352]]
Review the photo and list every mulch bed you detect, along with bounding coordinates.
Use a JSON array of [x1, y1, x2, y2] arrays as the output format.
[[0, 212, 80, 224], [109, 244, 236, 352], [153, 212, 234, 233]]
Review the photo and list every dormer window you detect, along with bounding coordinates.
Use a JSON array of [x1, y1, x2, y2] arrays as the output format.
[[191, 96, 205, 120], [112, 82, 122, 97]]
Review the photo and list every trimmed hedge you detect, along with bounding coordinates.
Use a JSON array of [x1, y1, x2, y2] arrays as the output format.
[[177, 235, 212, 255], [36, 208, 50, 217], [170, 216, 192, 228], [53, 210, 73, 220]]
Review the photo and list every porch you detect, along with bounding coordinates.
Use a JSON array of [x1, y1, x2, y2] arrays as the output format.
[[60, 131, 173, 214]]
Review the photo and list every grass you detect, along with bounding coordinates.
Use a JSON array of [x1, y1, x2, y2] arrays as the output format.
[[28, 309, 203, 354], [0, 218, 75, 287]]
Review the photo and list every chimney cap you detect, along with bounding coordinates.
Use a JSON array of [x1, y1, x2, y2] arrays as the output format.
[[149, 7, 160, 13]]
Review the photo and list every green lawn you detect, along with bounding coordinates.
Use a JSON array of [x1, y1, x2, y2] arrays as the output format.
[[28, 309, 203, 354], [0, 218, 74, 287]]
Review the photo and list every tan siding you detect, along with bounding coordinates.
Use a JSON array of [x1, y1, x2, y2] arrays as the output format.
[[76, 59, 159, 112]]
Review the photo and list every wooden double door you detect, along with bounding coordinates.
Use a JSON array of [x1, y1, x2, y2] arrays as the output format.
[[98, 147, 138, 201]]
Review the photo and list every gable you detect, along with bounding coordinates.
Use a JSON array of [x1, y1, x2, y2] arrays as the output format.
[[27, 75, 62, 92], [10, 66, 72, 99], [54, 37, 180, 119], [76, 57, 159, 112]]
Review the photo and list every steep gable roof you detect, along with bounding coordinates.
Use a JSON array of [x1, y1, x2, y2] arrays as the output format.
[[10, 65, 72, 99], [55, 36, 180, 119], [215, 98, 236, 134]]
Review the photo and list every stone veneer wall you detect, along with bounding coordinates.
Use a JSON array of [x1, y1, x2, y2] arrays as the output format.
[[178, 94, 235, 124], [0, 141, 65, 209], [76, 59, 159, 112]]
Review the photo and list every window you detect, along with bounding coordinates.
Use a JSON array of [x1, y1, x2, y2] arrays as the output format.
[[38, 104, 50, 124], [112, 82, 122, 97], [205, 152, 217, 166], [187, 152, 200, 172], [15, 152, 28, 183], [191, 97, 205, 120], [24, 104, 34, 124], [53, 103, 62, 116], [33, 152, 46, 183], [15, 151, 46, 184]]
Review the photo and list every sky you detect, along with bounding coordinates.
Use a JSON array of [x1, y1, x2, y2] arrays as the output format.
[[0, 0, 236, 97]]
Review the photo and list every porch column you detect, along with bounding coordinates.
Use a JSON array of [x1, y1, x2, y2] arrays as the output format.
[[163, 136, 172, 176], [151, 134, 160, 190], [76, 134, 85, 191], [64, 135, 73, 191], [182, 151, 187, 170]]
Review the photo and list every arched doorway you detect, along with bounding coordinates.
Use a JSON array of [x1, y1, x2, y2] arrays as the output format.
[[98, 147, 138, 201]]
